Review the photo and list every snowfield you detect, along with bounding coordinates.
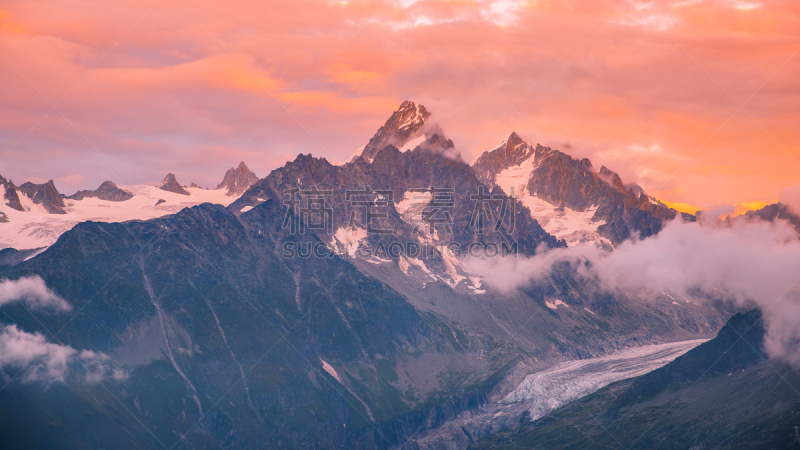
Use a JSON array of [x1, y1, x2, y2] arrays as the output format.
[[494, 155, 611, 247], [0, 185, 238, 251]]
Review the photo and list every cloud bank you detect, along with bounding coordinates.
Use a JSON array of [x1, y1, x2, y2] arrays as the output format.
[[0, 276, 71, 311], [466, 217, 800, 366]]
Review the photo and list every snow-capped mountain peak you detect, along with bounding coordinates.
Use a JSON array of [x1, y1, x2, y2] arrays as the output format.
[[216, 162, 259, 196], [157, 173, 189, 195], [69, 181, 134, 202], [17, 180, 66, 214], [473, 132, 537, 186], [473, 133, 688, 246], [357, 100, 432, 163], [1, 175, 24, 213]]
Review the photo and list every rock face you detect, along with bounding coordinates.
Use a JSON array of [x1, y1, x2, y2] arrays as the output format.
[[216, 162, 258, 196], [472, 132, 692, 245], [472, 132, 535, 187], [156, 173, 189, 195], [0, 175, 24, 212], [745, 202, 800, 235], [232, 136, 560, 260], [232, 101, 726, 363], [0, 202, 514, 449], [17, 180, 66, 214], [68, 181, 134, 202], [470, 309, 800, 450], [358, 100, 431, 162]]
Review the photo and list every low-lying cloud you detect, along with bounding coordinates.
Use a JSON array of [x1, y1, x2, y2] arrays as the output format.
[[0, 325, 127, 385], [0, 276, 71, 311], [466, 217, 800, 366]]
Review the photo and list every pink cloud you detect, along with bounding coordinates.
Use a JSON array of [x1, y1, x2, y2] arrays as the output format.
[[0, 0, 797, 206]]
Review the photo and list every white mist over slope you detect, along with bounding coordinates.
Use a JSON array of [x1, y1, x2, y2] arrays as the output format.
[[0, 325, 126, 385], [0, 276, 70, 311], [0, 277, 124, 384], [466, 218, 800, 366]]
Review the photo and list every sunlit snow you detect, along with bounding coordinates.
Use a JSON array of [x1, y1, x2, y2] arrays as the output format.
[[502, 339, 706, 419], [320, 359, 342, 384], [0, 185, 238, 250], [410, 339, 706, 447], [328, 226, 368, 258], [493, 157, 611, 247]]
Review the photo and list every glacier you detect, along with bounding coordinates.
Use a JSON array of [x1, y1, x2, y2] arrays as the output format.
[[408, 338, 706, 449]]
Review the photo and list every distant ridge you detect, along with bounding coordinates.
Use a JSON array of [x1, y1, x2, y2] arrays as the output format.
[[68, 181, 134, 202], [472, 131, 691, 245], [17, 180, 66, 214], [217, 162, 258, 196], [157, 173, 189, 195], [0, 175, 24, 212]]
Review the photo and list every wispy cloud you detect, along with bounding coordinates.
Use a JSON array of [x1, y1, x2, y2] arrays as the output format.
[[0, 325, 127, 385], [0, 0, 797, 207], [0, 276, 70, 311]]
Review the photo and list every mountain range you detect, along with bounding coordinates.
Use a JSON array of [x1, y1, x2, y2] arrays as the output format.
[[0, 102, 797, 449], [0, 162, 258, 249]]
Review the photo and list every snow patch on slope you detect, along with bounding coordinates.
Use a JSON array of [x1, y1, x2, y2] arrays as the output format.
[[439, 245, 466, 287], [396, 189, 433, 225], [545, 299, 568, 310], [494, 158, 610, 247], [398, 103, 426, 131], [328, 226, 368, 258], [400, 135, 427, 152], [321, 359, 342, 384]]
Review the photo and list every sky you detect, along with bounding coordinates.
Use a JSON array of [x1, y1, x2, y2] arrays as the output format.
[[0, 0, 798, 213]]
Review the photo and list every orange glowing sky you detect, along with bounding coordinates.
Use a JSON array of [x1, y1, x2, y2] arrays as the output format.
[[1, 0, 798, 212]]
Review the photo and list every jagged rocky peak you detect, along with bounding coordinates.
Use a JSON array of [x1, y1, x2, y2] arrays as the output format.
[[743, 202, 800, 236], [471, 133, 688, 245], [358, 100, 432, 162], [472, 132, 538, 186], [68, 181, 134, 202], [157, 173, 189, 195], [501, 132, 536, 159], [17, 179, 66, 214], [0, 174, 24, 212], [217, 161, 258, 196], [598, 166, 646, 197], [598, 166, 626, 192]]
